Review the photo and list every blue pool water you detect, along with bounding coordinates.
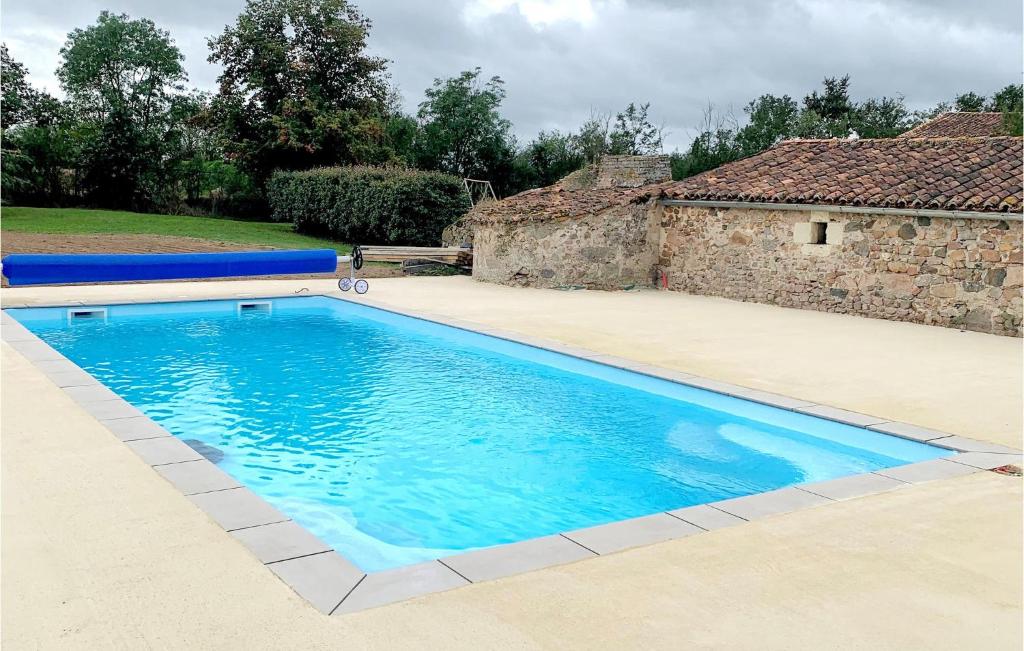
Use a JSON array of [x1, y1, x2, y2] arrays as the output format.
[[9, 297, 948, 571]]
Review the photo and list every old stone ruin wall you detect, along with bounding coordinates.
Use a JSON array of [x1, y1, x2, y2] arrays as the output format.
[[594, 155, 672, 189], [472, 201, 660, 290], [447, 155, 672, 249], [657, 205, 1023, 336]]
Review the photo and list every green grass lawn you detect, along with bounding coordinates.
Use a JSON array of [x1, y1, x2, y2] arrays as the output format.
[[1, 206, 350, 254]]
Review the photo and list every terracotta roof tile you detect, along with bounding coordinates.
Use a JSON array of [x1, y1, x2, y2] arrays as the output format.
[[656, 137, 1022, 213], [467, 183, 641, 224], [900, 112, 1006, 138]]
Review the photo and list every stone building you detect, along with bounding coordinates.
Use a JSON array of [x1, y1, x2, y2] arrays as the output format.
[[466, 116, 1023, 336], [468, 155, 669, 288]]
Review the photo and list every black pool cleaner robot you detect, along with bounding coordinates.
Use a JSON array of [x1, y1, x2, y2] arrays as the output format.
[[338, 245, 369, 294]]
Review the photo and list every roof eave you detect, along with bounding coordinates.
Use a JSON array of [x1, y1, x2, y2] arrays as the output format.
[[659, 199, 1024, 222]]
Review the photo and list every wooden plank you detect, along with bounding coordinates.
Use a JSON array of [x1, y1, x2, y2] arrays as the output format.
[[365, 255, 466, 263], [359, 246, 468, 251], [363, 250, 454, 254], [360, 246, 471, 265], [361, 249, 466, 255]]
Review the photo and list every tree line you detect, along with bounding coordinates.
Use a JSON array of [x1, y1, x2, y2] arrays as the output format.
[[2, 0, 1021, 218], [672, 76, 1023, 179]]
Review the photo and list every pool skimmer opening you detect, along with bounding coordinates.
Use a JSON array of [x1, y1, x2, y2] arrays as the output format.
[[67, 307, 108, 323], [237, 301, 273, 315]]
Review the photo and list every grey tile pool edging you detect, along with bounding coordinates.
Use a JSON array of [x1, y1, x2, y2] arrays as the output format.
[[3, 296, 1022, 616]]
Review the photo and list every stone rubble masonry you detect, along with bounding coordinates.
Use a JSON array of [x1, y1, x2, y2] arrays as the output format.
[[441, 217, 475, 248], [445, 155, 670, 248], [594, 155, 672, 189], [658, 205, 1022, 337], [470, 202, 1023, 336], [472, 201, 661, 290]]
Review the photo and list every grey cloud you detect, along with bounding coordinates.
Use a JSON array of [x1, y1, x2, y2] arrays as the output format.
[[2, 0, 1020, 151]]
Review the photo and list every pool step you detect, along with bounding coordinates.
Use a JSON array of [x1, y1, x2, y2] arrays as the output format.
[[183, 440, 225, 464]]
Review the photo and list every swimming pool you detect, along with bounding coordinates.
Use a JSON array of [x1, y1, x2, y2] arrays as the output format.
[[8, 296, 950, 572]]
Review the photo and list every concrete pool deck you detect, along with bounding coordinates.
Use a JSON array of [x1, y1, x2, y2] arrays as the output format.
[[2, 276, 1022, 649]]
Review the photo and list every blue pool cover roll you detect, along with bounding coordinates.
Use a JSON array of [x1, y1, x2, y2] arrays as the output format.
[[1, 249, 338, 286]]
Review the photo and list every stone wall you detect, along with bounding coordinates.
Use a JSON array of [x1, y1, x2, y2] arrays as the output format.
[[658, 205, 1023, 336], [472, 202, 659, 290], [441, 216, 474, 248], [594, 155, 672, 189]]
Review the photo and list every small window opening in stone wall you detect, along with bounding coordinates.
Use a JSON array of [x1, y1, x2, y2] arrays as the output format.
[[809, 222, 827, 244]]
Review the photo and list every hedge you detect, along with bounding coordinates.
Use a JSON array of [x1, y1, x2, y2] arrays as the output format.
[[268, 166, 471, 246]]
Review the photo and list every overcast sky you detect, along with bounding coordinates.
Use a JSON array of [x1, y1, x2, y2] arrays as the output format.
[[2, 0, 1021, 150]]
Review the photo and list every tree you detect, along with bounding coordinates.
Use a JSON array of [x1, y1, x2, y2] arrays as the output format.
[[608, 102, 663, 155], [383, 113, 417, 165], [59, 12, 185, 128], [207, 0, 393, 185], [414, 68, 515, 182], [210, 0, 386, 114], [2, 44, 35, 128], [165, 91, 219, 201], [989, 84, 1023, 136], [670, 77, 909, 180], [735, 94, 799, 155], [79, 107, 164, 208], [2, 44, 80, 204], [670, 105, 741, 180], [573, 111, 611, 164], [804, 75, 853, 120], [517, 130, 585, 187], [2, 45, 36, 197], [989, 84, 1023, 113], [4, 119, 85, 204], [801, 75, 854, 137], [2, 43, 63, 129], [953, 91, 987, 112], [57, 12, 188, 208], [851, 96, 911, 138]]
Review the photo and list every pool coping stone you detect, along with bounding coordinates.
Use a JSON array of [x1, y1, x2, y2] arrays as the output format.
[[230, 520, 334, 564], [126, 437, 206, 466], [562, 513, 704, 555], [875, 458, 981, 483], [666, 504, 748, 530], [947, 451, 1024, 470], [102, 416, 175, 442], [86, 397, 148, 421], [154, 459, 242, 495], [793, 404, 890, 427], [3, 292, 1020, 615], [866, 421, 958, 443], [927, 436, 1022, 454], [332, 561, 469, 615], [797, 472, 908, 501], [438, 534, 596, 584], [63, 383, 122, 404], [187, 487, 290, 532], [267, 552, 365, 614], [709, 487, 833, 520]]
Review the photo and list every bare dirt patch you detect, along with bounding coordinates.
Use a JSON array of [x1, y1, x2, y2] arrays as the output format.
[[0, 232, 403, 286]]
